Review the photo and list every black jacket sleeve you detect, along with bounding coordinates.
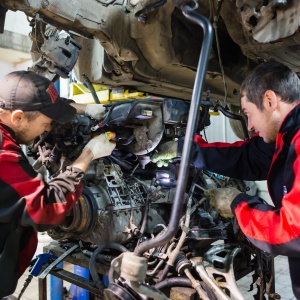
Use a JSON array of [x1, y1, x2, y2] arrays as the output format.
[[194, 134, 275, 181]]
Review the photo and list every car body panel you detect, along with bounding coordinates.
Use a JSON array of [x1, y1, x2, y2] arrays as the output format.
[[2, 0, 299, 106]]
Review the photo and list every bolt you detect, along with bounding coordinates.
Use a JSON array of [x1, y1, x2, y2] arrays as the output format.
[[42, 0, 49, 7]]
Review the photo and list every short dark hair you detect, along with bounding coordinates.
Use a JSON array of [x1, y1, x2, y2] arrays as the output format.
[[23, 111, 41, 121], [0, 108, 40, 121], [240, 60, 300, 110]]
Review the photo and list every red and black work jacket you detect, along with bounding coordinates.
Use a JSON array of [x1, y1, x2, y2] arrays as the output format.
[[195, 103, 300, 257], [0, 123, 83, 298]]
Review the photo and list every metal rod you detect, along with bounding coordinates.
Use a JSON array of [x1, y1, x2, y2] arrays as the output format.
[[134, 4, 213, 256], [38, 278, 47, 300], [49, 268, 102, 295], [82, 73, 101, 104]]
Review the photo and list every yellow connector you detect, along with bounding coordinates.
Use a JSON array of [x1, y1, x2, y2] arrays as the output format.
[[109, 88, 146, 101], [209, 111, 220, 116]]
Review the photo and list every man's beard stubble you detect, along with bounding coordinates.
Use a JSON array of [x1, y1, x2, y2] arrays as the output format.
[[264, 117, 281, 143], [15, 128, 33, 146]]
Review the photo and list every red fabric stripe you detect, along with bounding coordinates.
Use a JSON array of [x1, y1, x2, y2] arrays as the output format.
[[25, 182, 82, 225], [235, 134, 300, 245], [1, 153, 81, 225], [0, 153, 43, 197], [194, 134, 247, 148], [235, 201, 300, 244]]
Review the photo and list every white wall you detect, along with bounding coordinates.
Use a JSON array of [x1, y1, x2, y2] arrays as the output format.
[[0, 60, 18, 76], [0, 60, 32, 77], [2, 11, 70, 95], [0, 11, 32, 75], [60, 78, 71, 98], [204, 113, 238, 143], [5, 10, 31, 35]]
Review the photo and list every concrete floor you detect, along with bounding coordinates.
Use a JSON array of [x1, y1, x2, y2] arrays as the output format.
[[12, 234, 295, 300]]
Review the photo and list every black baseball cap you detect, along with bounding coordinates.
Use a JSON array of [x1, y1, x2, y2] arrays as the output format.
[[0, 71, 76, 123]]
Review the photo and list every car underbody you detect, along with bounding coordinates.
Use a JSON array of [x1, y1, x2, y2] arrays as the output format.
[[0, 0, 298, 299]]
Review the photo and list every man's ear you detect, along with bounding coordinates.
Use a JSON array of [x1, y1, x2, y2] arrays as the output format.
[[263, 90, 279, 111], [11, 110, 26, 126]]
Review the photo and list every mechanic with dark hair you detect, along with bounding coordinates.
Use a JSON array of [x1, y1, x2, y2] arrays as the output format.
[[152, 60, 300, 298], [0, 71, 116, 299]]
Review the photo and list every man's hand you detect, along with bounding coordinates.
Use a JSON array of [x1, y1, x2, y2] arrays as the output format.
[[151, 140, 179, 167], [151, 138, 205, 169], [85, 104, 106, 120], [209, 187, 242, 218], [84, 132, 116, 160]]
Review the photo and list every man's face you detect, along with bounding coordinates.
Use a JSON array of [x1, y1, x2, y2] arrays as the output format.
[[15, 113, 52, 145], [241, 95, 281, 143]]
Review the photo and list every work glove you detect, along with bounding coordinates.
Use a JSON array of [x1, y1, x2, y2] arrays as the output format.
[[209, 187, 242, 218], [151, 140, 179, 167], [85, 104, 106, 120], [151, 137, 205, 169], [84, 132, 116, 160]]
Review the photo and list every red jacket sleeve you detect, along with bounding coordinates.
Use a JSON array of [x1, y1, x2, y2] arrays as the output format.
[[231, 189, 300, 257], [0, 138, 84, 231], [229, 136, 300, 256], [21, 167, 84, 231]]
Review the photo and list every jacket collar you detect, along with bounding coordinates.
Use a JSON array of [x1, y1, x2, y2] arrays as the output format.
[[279, 102, 300, 134], [0, 122, 16, 140]]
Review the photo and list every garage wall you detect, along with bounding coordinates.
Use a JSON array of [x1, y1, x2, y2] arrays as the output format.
[[1, 10, 71, 96], [0, 60, 32, 77], [0, 11, 32, 75], [5, 10, 31, 35], [204, 113, 238, 143]]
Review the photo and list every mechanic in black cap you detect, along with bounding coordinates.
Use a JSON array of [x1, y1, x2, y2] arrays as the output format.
[[0, 70, 116, 299]]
